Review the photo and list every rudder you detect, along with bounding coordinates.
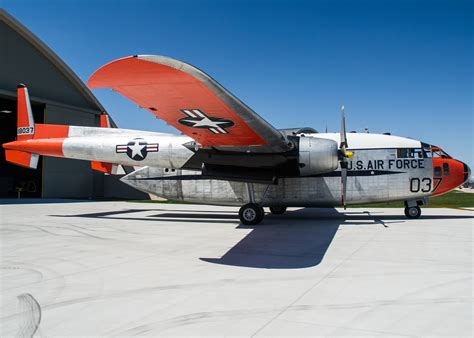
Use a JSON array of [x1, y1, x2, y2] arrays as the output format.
[[16, 84, 35, 140]]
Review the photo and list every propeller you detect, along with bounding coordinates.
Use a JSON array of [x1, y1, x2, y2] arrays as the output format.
[[339, 105, 353, 209]]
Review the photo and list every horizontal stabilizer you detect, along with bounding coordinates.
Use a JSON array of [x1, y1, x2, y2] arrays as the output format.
[[91, 161, 124, 175], [5, 150, 39, 169]]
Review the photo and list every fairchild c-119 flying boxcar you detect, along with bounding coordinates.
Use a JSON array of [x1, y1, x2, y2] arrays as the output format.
[[3, 55, 470, 224]]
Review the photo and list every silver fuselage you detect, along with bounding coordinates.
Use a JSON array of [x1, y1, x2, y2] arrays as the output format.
[[119, 132, 433, 206]]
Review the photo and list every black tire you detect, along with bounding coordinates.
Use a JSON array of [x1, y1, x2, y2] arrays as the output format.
[[404, 206, 421, 219], [269, 206, 287, 215], [239, 203, 264, 225]]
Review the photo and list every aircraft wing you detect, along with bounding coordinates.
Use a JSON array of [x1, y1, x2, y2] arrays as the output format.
[[88, 55, 291, 153]]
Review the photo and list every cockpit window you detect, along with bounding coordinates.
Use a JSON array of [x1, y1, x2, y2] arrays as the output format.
[[421, 142, 432, 158], [434, 166, 442, 177], [427, 144, 452, 159], [441, 150, 452, 159], [432, 150, 451, 158]]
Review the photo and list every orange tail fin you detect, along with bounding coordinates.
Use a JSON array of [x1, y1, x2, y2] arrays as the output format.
[[3, 85, 38, 168], [16, 84, 35, 140]]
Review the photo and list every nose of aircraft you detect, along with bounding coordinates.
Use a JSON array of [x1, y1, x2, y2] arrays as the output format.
[[432, 158, 471, 196]]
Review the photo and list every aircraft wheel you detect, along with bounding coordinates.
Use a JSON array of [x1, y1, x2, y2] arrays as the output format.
[[239, 203, 264, 225], [269, 206, 287, 215], [404, 206, 421, 219]]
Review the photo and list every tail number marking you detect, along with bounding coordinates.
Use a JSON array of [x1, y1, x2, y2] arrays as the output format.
[[17, 127, 34, 135], [410, 178, 432, 193]]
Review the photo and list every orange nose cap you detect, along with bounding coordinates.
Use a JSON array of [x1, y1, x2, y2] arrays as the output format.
[[432, 159, 469, 196]]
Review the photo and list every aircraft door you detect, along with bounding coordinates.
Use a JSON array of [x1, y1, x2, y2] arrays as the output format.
[[161, 167, 182, 200]]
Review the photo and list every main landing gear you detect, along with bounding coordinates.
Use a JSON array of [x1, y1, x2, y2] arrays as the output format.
[[239, 183, 288, 225], [238, 204, 288, 225], [239, 203, 265, 225]]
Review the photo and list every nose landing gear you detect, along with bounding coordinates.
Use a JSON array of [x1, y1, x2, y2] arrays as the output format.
[[404, 206, 421, 219], [404, 198, 426, 219]]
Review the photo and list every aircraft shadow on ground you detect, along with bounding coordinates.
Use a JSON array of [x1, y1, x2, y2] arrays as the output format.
[[200, 209, 474, 269], [51, 208, 474, 269], [201, 208, 343, 269]]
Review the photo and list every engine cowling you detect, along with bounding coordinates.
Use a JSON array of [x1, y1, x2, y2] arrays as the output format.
[[298, 136, 339, 176]]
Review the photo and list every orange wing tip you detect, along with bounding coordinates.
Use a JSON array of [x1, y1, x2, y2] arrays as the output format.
[[91, 161, 123, 175], [5, 150, 39, 169], [88, 55, 190, 89], [88, 55, 138, 88]]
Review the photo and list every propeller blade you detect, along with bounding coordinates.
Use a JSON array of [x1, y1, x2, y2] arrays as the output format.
[[339, 104, 350, 209], [341, 167, 347, 209], [340, 105, 347, 153]]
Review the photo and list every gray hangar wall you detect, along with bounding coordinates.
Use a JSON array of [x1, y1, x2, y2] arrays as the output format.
[[0, 9, 146, 199]]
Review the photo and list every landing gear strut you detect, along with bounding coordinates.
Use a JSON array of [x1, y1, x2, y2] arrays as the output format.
[[239, 203, 265, 225], [404, 206, 421, 219]]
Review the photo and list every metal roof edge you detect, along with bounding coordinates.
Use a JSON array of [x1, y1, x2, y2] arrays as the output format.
[[0, 8, 107, 114]]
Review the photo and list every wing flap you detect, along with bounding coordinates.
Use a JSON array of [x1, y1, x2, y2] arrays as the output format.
[[88, 55, 290, 153]]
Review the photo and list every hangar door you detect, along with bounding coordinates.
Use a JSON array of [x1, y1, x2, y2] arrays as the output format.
[[0, 96, 45, 197]]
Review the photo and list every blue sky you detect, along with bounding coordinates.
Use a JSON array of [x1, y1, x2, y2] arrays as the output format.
[[4, 0, 473, 167]]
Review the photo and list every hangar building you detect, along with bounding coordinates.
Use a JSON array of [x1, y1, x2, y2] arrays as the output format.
[[0, 9, 146, 199]]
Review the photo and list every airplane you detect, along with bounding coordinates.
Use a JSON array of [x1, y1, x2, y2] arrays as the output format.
[[3, 55, 470, 225]]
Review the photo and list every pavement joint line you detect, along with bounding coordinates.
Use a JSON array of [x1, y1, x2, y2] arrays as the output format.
[[250, 226, 379, 337]]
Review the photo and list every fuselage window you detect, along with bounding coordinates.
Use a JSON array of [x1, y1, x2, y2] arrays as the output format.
[[434, 166, 442, 178], [397, 148, 417, 158], [414, 149, 424, 158], [443, 163, 450, 176]]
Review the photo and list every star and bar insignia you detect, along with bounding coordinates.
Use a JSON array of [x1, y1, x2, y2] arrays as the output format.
[[116, 138, 159, 161], [178, 109, 234, 134]]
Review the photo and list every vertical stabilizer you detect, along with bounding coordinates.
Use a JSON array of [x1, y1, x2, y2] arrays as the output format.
[[100, 113, 111, 128], [16, 84, 35, 140]]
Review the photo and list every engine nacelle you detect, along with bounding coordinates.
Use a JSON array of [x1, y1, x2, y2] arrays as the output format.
[[298, 136, 339, 176]]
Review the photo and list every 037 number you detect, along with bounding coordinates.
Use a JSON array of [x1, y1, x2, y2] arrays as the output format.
[[410, 178, 432, 193], [17, 127, 34, 135]]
